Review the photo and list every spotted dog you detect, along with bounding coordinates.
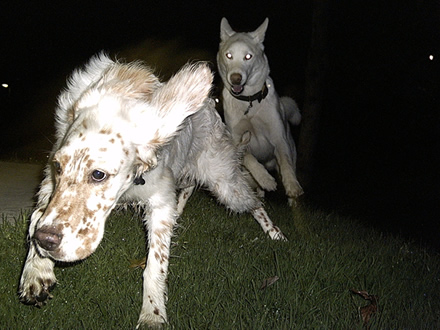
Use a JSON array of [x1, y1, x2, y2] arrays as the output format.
[[19, 54, 286, 327]]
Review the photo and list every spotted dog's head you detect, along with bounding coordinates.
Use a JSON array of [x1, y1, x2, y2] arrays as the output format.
[[31, 54, 213, 262]]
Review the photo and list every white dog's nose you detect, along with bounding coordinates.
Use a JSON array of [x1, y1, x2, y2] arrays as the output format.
[[230, 73, 242, 85], [34, 226, 63, 251]]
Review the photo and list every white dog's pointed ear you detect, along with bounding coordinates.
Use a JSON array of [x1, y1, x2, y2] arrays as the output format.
[[149, 62, 213, 146], [250, 17, 269, 44], [220, 17, 235, 41]]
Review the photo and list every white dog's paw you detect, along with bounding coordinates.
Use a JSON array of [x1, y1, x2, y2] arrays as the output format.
[[243, 153, 277, 191], [19, 261, 57, 306], [256, 187, 265, 199], [257, 172, 277, 191], [286, 181, 304, 206]]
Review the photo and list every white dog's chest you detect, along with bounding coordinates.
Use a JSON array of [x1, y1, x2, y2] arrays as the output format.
[[249, 138, 274, 163], [225, 112, 275, 163]]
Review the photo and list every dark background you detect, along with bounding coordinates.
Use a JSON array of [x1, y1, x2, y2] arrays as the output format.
[[0, 1, 438, 249]]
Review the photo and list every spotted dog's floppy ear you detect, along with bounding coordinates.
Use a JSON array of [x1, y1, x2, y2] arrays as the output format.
[[135, 62, 213, 171], [55, 53, 114, 136], [148, 62, 213, 147]]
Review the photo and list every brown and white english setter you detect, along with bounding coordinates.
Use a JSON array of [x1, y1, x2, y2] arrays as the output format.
[[19, 54, 286, 327]]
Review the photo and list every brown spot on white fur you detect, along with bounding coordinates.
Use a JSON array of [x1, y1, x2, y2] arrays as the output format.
[[99, 128, 112, 135], [154, 252, 160, 261], [103, 62, 161, 100]]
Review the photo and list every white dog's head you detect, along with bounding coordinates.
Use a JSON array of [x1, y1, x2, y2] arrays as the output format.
[[217, 18, 270, 95], [31, 54, 212, 262]]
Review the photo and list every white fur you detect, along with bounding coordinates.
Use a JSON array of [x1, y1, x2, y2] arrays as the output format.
[[217, 18, 304, 205], [19, 54, 286, 327]]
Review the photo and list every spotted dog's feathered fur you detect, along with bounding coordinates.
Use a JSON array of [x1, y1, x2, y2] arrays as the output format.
[[19, 54, 286, 327]]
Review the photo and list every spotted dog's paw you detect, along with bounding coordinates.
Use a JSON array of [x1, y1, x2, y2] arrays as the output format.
[[137, 304, 167, 329], [19, 255, 57, 307], [20, 277, 56, 307]]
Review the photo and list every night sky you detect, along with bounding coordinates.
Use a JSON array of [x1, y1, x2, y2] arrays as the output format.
[[1, 1, 438, 248]]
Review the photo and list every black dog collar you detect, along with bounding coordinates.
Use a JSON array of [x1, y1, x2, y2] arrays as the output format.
[[229, 83, 269, 115]]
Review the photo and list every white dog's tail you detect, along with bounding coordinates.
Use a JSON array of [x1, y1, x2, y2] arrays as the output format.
[[280, 96, 301, 126]]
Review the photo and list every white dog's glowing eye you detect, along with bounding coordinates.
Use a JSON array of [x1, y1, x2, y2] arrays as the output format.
[[244, 54, 253, 60], [91, 170, 107, 182], [226, 52, 233, 59]]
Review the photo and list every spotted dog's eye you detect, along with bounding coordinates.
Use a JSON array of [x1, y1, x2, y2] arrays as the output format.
[[226, 52, 233, 59], [53, 161, 62, 175], [91, 170, 107, 182], [244, 53, 253, 60]]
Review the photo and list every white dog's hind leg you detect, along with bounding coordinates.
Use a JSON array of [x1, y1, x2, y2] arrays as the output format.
[[276, 149, 303, 206]]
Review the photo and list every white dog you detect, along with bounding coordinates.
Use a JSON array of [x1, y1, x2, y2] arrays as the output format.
[[217, 18, 303, 205], [18, 54, 286, 327]]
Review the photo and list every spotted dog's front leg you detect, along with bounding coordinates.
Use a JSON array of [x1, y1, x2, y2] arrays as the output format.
[[19, 243, 56, 305], [137, 205, 176, 327], [19, 206, 57, 305], [137, 179, 178, 327]]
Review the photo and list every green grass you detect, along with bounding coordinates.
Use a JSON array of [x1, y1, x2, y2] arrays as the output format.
[[1, 190, 439, 329]]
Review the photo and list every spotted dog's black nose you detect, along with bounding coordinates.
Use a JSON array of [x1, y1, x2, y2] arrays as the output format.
[[33, 226, 63, 251]]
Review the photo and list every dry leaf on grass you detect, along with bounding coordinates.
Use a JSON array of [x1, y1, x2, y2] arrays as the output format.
[[129, 257, 147, 269], [260, 276, 279, 290], [350, 288, 379, 326]]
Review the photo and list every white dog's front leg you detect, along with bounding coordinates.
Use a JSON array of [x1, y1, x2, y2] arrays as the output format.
[[243, 153, 277, 191], [137, 184, 177, 327]]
